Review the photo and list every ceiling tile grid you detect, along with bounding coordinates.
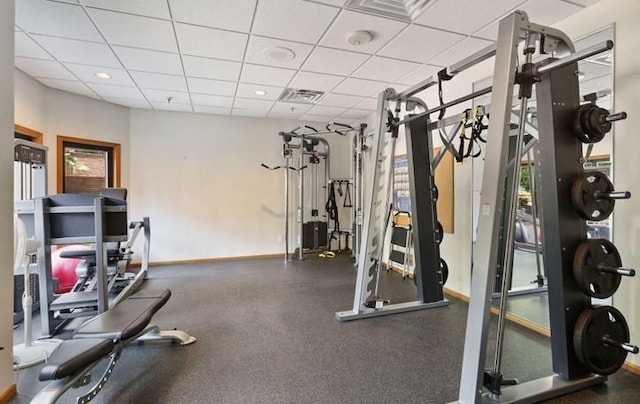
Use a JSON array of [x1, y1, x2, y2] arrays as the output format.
[[13, 0, 595, 122]]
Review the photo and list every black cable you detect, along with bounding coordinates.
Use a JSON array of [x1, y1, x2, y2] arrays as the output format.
[[343, 183, 353, 208], [325, 182, 339, 238]]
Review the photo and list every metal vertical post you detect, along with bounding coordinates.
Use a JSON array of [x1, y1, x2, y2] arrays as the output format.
[[297, 142, 304, 260], [457, 12, 522, 403], [535, 63, 592, 379], [405, 114, 444, 302], [284, 149, 290, 262], [94, 197, 108, 314]]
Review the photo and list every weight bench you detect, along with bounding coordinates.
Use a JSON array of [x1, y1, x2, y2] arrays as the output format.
[[31, 289, 196, 404]]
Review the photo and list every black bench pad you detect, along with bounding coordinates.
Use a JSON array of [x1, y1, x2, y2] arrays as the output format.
[[39, 339, 114, 382], [73, 289, 171, 341]]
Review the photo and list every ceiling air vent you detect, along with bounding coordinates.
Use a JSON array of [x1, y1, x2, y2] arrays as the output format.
[[278, 88, 324, 104], [346, 0, 435, 22]]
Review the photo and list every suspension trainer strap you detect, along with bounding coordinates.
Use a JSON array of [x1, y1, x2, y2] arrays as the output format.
[[343, 182, 353, 208]]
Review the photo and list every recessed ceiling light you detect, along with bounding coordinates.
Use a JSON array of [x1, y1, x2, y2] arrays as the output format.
[[347, 30, 374, 46], [254, 89, 267, 96], [95, 72, 111, 80], [262, 46, 296, 61]]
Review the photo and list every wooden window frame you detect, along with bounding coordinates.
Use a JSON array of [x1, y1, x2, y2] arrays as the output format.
[[14, 124, 43, 144], [56, 135, 121, 193]]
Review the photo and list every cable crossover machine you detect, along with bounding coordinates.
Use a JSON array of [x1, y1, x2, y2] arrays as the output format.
[[262, 123, 368, 261]]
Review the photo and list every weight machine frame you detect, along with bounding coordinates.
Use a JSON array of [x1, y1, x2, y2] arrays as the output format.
[[455, 11, 614, 403]]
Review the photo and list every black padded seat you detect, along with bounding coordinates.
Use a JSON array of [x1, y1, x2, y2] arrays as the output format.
[[73, 289, 171, 341], [59, 248, 122, 262], [39, 339, 115, 382]]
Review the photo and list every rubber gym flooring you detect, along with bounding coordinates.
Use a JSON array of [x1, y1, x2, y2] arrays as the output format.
[[11, 253, 640, 403]]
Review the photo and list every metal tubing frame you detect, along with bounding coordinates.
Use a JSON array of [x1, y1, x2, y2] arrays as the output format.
[[455, 10, 612, 403]]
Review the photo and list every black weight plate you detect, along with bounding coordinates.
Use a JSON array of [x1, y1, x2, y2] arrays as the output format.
[[435, 221, 444, 245], [587, 107, 611, 141], [574, 104, 595, 143], [571, 171, 615, 221], [440, 258, 449, 285], [574, 306, 630, 375], [573, 239, 622, 299], [432, 186, 439, 201]]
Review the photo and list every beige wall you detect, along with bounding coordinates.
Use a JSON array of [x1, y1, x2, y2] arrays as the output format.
[[129, 109, 353, 262], [0, 0, 15, 393]]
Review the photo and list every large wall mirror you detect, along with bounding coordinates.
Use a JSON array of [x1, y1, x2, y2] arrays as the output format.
[[471, 25, 615, 331]]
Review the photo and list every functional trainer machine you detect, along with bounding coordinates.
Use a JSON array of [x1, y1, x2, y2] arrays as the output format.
[[263, 123, 366, 261], [455, 11, 636, 403]]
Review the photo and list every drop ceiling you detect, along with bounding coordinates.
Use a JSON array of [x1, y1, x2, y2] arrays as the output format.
[[14, 0, 600, 122]]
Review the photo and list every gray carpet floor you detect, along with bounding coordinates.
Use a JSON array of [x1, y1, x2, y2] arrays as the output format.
[[10, 254, 640, 403]]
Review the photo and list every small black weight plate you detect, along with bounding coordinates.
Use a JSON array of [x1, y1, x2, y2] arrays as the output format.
[[571, 171, 615, 221], [573, 306, 630, 375], [435, 221, 444, 245], [440, 258, 449, 285], [432, 186, 439, 201], [573, 239, 622, 299], [574, 104, 608, 144]]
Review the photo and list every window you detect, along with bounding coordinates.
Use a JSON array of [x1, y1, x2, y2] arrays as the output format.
[[57, 136, 121, 194]]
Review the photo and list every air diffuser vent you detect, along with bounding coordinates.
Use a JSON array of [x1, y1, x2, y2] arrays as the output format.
[[278, 88, 325, 104], [346, 0, 435, 22]]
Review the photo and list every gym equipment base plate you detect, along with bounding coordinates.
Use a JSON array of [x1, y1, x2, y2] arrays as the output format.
[[477, 374, 605, 403], [335, 299, 449, 322]]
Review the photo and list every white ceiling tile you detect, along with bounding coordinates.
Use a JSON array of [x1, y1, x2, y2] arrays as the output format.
[[565, 0, 599, 5], [473, 0, 582, 40], [302, 47, 369, 76], [379, 25, 465, 63], [519, 0, 582, 26], [307, 105, 345, 116], [396, 64, 441, 85], [193, 105, 232, 115], [64, 63, 134, 86], [340, 109, 372, 119], [175, 23, 248, 61], [84, 0, 171, 19], [15, 58, 76, 80], [352, 56, 419, 82], [32, 35, 121, 67], [37, 78, 95, 96], [87, 83, 145, 99], [15, 33, 52, 60], [289, 71, 344, 92], [16, 0, 102, 41], [182, 56, 241, 81], [245, 36, 314, 69], [236, 83, 284, 100], [268, 110, 305, 119], [271, 102, 312, 114], [253, 0, 339, 44], [187, 77, 237, 96], [90, 9, 177, 52], [232, 109, 268, 118], [308, 0, 346, 6], [414, 0, 524, 36], [142, 89, 190, 103], [113, 47, 183, 75], [151, 102, 193, 112], [240, 64, 296, 87], [353, 97, 378, 110], [105, 97, 152, 109], [300, 114, 336, 123], [427, 37, 493, 67], [332, 77, 387, 96], [318, 93, 364, 108], [169, 0, 257, 31], [131, 71, 188, 91], [190, 94, 234, 107], [234, 98, 274, 111], [320, 10, 408, 54]]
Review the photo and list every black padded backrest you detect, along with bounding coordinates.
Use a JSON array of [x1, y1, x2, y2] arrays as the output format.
[[39, 339, 115, 381], [73, 289, 171, 341]]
